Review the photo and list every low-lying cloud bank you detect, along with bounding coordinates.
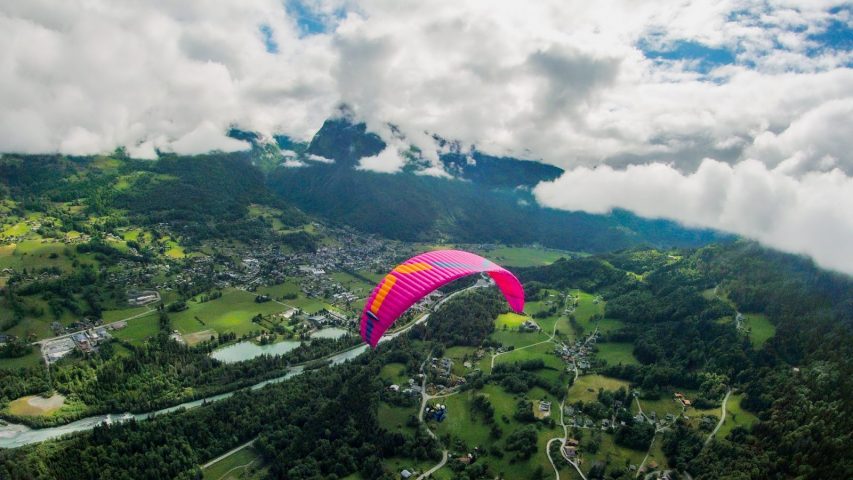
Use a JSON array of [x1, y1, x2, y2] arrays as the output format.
[[534, 160, 853, 274]]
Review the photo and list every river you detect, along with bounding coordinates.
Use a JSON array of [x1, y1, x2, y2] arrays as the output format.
[[0, 284, 476, 449], [0, 344, 368, 449]]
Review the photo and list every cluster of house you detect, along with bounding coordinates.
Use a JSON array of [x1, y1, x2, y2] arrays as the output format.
[[71, 328, 111, 353], [389, 376, 425, 396], [562, 438, 580, 459], [104, 260, 170, 294], [520, 319, 540, 332], [51, 315, 114, 336], [42, 322, 126, 363], [555, 336, 597, 372], [306, 309, 349, 328], [674, 392, 692, 407], [424, 403, 447, 422], [425, 357, 467, 394]]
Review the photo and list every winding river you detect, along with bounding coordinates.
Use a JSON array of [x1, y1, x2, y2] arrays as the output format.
[[0, 344, 368, 449], [0, 284, 476, 450]]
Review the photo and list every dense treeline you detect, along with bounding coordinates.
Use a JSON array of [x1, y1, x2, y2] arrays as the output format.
[[423, 289, 508, 346], [0, 341, 440, 480]]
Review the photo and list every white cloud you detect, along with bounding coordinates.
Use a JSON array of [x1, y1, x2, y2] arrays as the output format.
[[357, 144, 406, 173], [169, 121, 250, 155], [282, 159, 307, 167], [1, 0, 853, 272], [307, 153, 335, 163], [534, 159, 853, 274]]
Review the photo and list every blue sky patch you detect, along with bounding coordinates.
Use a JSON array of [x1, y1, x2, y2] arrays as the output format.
[[640, 39, 736, 73], [286, 0, 345, 36], [808, 16, 853, 52], [259, 24, 278, 54]]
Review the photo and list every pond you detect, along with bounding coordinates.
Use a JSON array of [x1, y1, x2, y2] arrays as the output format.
[[210, 340, 301, 363], [310, 327, 350, 339]]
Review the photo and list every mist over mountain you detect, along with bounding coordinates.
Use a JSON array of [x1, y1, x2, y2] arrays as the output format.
[[256, 118, 728, 251]]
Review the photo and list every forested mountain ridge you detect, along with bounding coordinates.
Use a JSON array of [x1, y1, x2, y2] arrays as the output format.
[[253, 114, 728, 250]]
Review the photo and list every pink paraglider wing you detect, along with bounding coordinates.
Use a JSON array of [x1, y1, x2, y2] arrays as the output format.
[[359, 249, 525, 347]]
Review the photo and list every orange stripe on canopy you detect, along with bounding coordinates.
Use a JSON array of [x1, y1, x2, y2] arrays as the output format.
[[370, 274, 397, 314]]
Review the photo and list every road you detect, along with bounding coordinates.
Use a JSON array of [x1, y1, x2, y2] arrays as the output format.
[[201, 437, 257, 469], [544, 320, 599, 480], [415, 350, 451, 479], [34, 306, 156, 346], [705, 388, 732, 445], [416, 450, 448, 480]]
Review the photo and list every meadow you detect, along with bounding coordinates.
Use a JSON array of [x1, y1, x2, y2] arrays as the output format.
[[743, 313, 775, 348], [595, 342, 640, 367], [717, 393, 758, 438], [202, 446, 266, 480], [477, 246, 572, 267], [567, 375, 631, 403], [169, 288, 293, 337], [432, 384, 562, 479]]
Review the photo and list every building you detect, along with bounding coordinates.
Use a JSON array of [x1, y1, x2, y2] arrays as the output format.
[[562, 445, 577, 458], [520, 320, 540, 332], [400, 470, 412, 479]]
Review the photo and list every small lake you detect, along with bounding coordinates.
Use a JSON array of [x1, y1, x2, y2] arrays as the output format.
[[310, 327, 350, 339], [210, 340, 300, 363]]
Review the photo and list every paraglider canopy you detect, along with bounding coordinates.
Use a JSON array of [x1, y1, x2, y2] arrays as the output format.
[[359, 249, 525, 347]]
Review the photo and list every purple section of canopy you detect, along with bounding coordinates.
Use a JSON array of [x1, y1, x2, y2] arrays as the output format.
[[359, 249, 525, 347]]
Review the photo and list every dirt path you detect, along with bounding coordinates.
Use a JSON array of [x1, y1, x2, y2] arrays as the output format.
[[416, 450, 448, 480], [201, 438, 257, 469], [214, 458, 259, 480], [705, 389, 732, 445], [490, 313, 560, 371]]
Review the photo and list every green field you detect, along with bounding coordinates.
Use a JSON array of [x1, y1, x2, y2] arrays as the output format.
[[433, 385, 563, 479], [637, 395, 684, 419], [495, 312, 528, 329], [493, 341, 564, 371], [568, 375, 631, 403], [101, 306, 153, 323], [580, 432, 648, 475], [169, 288, 294, 337], [595, 342, 640, 366], [443, 346, 477, 376], [478, 246, 571, 267], [717, 393, 758, 438], [202, 446, 265, 480], [489, 328, 548, 350], [743, 313, 775, 348], [0, 348, 43, 370], [111, 316, 162, 345], [378, 402, 418, 434], [0, 240, 74, 271], [379, 362, 411, 386]]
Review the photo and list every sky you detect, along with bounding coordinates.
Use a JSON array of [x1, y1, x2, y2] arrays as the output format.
[[1, 0, 852, 273]]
